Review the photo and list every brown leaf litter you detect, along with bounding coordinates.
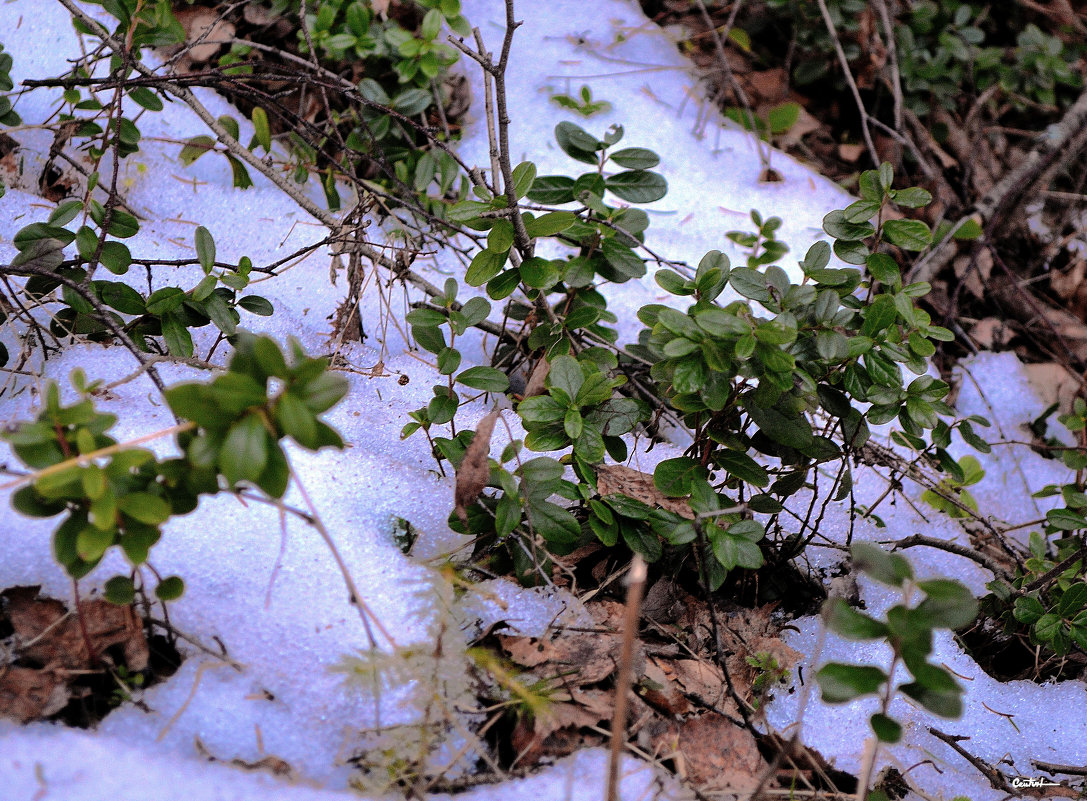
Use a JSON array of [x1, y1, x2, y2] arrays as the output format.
[[482, 592, 801, 795], [1, 585, 150, 725]]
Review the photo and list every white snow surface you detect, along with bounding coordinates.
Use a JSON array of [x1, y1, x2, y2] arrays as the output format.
[[0, 0, 1082, 799]]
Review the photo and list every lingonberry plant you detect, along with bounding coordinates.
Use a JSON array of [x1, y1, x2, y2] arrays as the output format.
[[4, 333, 348, 604]]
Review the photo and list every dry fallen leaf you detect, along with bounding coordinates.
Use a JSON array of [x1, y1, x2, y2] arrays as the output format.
[[0, 665, 69, 723], [174, 7, 235, 65], [676, 713, 767, 793], [3, 585, 149, 671], [454, 410, 499, 524], [522, 357, 550, 398], [595, 464, 694, 519]]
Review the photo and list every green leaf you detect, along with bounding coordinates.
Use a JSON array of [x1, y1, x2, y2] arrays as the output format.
[[900, 668, 962, 717], [915, 579, 978, 629], [238, 295, 274, 316], [767, 101, 800, 134], [600, 238, 646, 279], [555, 121, 601, 164], [823, 598, 889, 639], [455, 366, 509, 392], [155, 575, 185, 601], [466, 249, 507, 286], [145, 286, 183, 313], [548, 355, 584, 401], [564, 408, 583, 440], [1059, 583, 1087, 617], [527, 499, 581, 546], [712, 527, 763, 570], [77, 525, 114, 562], [1046, 507, 1087, 530], [392, 87, 432, 115], [834, 238, 870, 265], [49, 200, 83, 227], [97, 281, 145, 314], [851, 541, 912, 586], [861, 295, 897, 337], [524, 211, 576, 238], [298, 372, 348, 414], [953, 218, 983, 240], [817, 663, 887, 703], [487, 268, 522, 300], [526, 175, 576, 204], [203, 291, 237, 335], [608, 147, 660, 169], [219, 414, 270, 485], [604, 170, 667, 203], [227, 155, 253, 189], [519, 257, 560, 289], [128, 86, 163, 111], [160, 311, 194, 358], [117, 492, 172, 526], [276, 391, 318, 448], [487, 219, 514, 252], [195, 226, 215, 273], [179, 135, 215, 165], [437, 347, 461, 375], [104, 575, 136, 604], [251, 106, 272, 152], [870, 713, 902, 743], [653, 457, 703, 497], [715, 449, 769, 487], [891, 186, 932, 208], [883, 219, 932, 251], [98, 240, 132, 275], [511, 161, 537, 199], [865, 252, 900, 284]]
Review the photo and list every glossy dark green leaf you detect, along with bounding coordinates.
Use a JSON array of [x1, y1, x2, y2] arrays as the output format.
[[524, 211, 576, 238], [653, 457, 703, 497], [870, 713, 902, 743], [455, 366, 509, 392], [883, 219, 932, 251], [604, 170, 667, 203], [195, 226, 215, 273], [238, 295, 274, 316], [160, 311, 194, 357], [608, 147, 660, 169], [715, 449, 769, 487], [526, 175, 576, 204]]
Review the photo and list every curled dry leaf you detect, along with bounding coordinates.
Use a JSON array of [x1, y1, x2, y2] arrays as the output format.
[[3, 585, 149, 671], [0, 665, 69, 723], [521, 357, 550, 398], [454, 409, 499, 524], [174, 7, 236, 65]]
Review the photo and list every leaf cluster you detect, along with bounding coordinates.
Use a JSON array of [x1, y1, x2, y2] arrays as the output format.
[[817, 543, 978, 743], [4, 334, 348, 606]]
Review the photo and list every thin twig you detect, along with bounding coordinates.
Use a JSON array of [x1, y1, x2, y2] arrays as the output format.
[[605, 554, 646, 801], [815, 0, 879, 167]]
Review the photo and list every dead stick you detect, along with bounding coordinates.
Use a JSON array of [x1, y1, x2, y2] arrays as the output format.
[[605, 554, 647, 801], [909, 86, 1087, 284]]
